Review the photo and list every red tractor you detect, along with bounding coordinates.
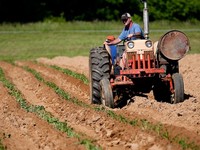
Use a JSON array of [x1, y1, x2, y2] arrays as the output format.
[[89, 0, 190, 108]]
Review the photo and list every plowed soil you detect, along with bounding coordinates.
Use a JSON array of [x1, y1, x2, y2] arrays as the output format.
[[0, 54, 199, 150]]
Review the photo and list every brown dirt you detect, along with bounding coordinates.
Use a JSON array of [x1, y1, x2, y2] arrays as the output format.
[[0, 54, 199, 150]]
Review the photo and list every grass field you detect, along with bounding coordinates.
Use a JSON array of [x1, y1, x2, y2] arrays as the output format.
[[0, 20, 199, 61]]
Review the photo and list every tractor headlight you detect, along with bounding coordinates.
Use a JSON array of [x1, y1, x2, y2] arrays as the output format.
[[145, 40, 152, 48], [127, 41, 134, 49]]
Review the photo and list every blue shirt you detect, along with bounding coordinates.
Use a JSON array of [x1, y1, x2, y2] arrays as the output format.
[[119, 23, 144, 40]]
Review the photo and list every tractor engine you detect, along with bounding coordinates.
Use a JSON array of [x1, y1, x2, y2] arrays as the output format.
[[119, 40, 164, 78]]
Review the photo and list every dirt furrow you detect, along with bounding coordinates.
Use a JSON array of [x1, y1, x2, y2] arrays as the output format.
[[16, 61, 90, 105], [0, 83, 84, 150], [36, 56, 200, 139], [16, 60, 200, 146], [0, 61, 182, 149], [37, 56, 90, 78]]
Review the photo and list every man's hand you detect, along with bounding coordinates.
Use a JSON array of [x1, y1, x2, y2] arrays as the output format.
[[128, 33, 143, 39], [127, 34, 133, 38], [103, 41, 109, 45]]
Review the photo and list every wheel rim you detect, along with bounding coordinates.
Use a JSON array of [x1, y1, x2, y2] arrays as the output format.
[[100, 78, 114, 108], [171, 73, 184, 103]]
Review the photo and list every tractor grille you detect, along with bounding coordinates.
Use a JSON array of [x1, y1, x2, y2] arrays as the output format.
[[120, 50, 165, 77], [127, 51, 155, 69]]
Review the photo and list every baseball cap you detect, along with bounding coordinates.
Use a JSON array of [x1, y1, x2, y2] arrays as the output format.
[[121, 13, 131, 20]]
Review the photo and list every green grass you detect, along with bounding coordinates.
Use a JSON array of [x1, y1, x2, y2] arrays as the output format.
[[0, 139, 6, 150], [0, 20, 199, 61]]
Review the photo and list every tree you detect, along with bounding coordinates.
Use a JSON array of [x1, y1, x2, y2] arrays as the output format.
[[147, 0, 200, 21], [0, 0, 199, 23]]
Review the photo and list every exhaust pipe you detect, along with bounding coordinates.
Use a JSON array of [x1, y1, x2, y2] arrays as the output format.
[[141, 0, 149, 39]]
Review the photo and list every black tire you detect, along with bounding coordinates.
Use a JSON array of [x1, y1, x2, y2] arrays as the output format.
[[100, 77, 114, 108], [89, 47, 111, 104], [153, 78, 171, 102], [171, 73, 184, 103]]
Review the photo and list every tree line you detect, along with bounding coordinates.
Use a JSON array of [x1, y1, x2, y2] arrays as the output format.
[[0, 0, 199, 23]]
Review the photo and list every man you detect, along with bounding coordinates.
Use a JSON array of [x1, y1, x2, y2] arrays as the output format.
[[105, 13, 144, 71], [105, 12, 144, 46]]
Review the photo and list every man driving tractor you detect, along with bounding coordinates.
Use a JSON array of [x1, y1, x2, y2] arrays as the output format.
[[104, 12, 144, 70]]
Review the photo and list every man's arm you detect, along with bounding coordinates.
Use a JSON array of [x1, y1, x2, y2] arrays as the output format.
[[105, 38, 121, 45]]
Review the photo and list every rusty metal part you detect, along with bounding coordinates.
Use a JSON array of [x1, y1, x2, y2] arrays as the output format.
[[158, 30, 190, 60], [110, 76, 133, 87], [120, 68, 165, 77], [161, 74, 174, 93], [119, 50, 165, 77]]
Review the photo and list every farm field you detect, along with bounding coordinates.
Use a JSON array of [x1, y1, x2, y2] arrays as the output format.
[[0, 20, 200, 149], [0, 53, 199, 150]]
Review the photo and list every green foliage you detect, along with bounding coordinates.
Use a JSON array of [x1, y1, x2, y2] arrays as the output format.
[[0, 139, 6, 150], [51, 65, 89, 84], [1, 0, 200, 23], [132, 14, 142, 22], [43, 13, 66, 23], [25, 66, 89, 108], [81, 139, 102, 150], [148, 0, 200, 21]]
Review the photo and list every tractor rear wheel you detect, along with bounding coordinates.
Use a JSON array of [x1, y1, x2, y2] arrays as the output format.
[[171, 73, 184, 103], [89, 47, 111, 104], [100, 77, 114, 108]]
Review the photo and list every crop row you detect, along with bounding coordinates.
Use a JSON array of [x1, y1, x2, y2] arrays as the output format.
[[0, 61, 199, 150]]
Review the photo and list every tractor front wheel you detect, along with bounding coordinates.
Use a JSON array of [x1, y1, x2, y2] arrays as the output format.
[[100, 77, 114, 108], [171, 73, 184, 103]]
